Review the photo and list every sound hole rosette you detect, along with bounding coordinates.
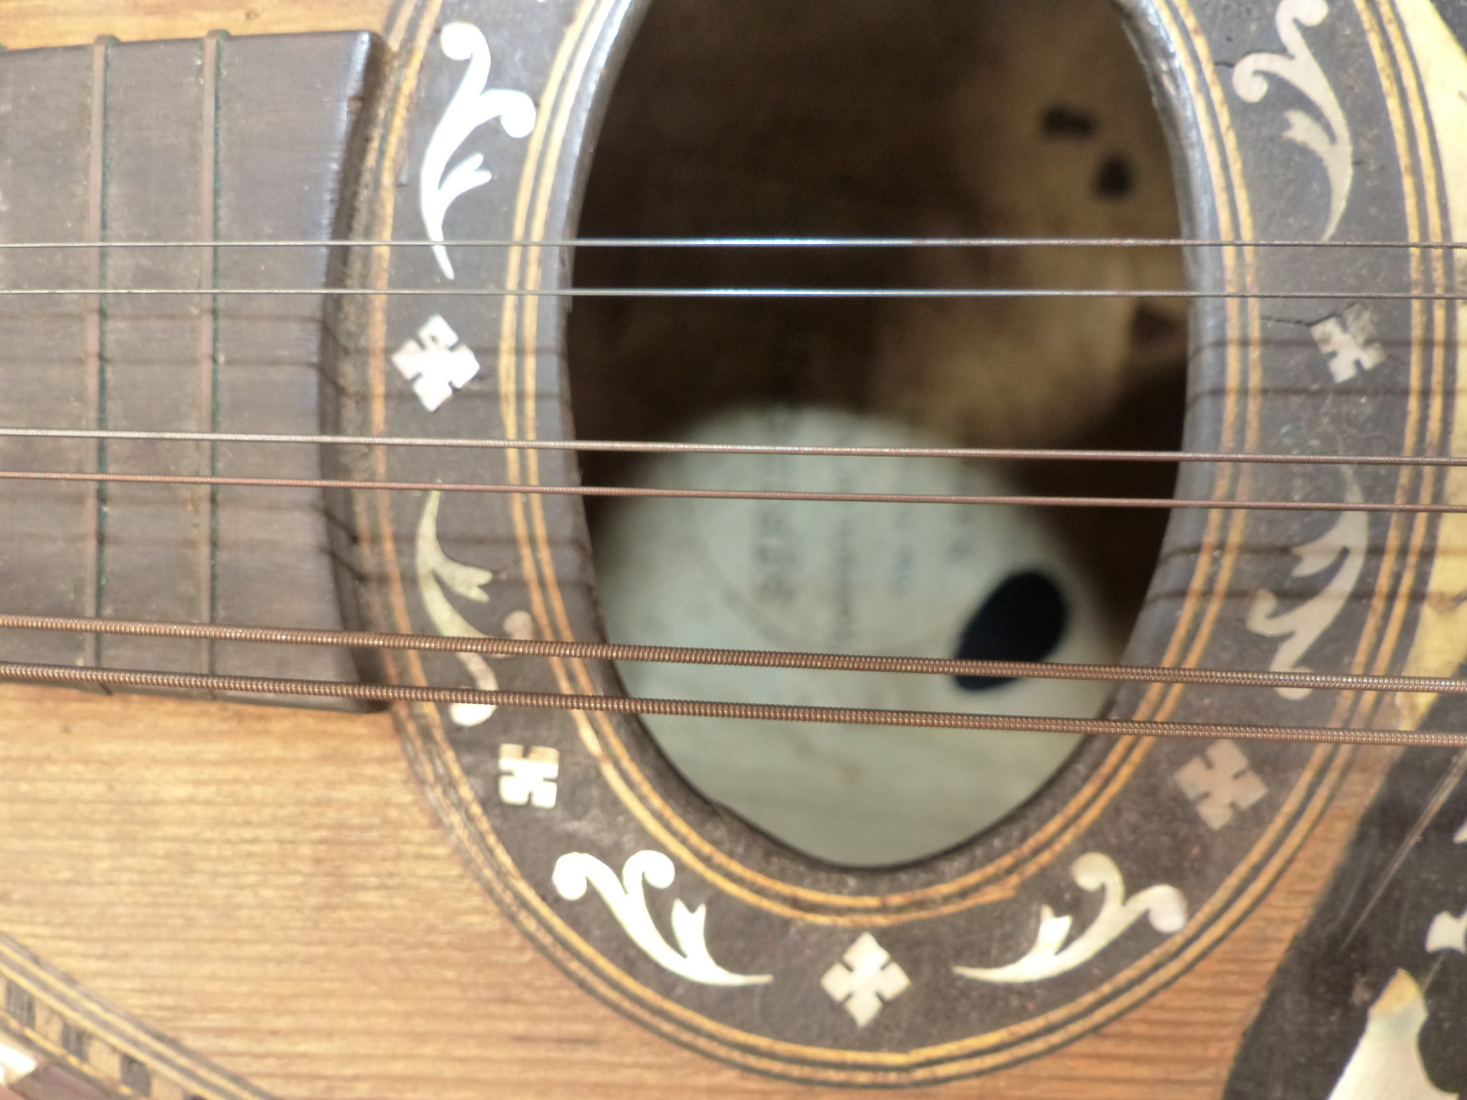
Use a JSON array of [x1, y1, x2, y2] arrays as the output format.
[[322, 0, 1446, 1083]]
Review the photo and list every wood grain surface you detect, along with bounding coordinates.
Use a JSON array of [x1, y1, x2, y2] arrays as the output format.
[[0, 2, 1396, 1097], [0, 682, 1393, 1099], [0, 2, 395, 50]]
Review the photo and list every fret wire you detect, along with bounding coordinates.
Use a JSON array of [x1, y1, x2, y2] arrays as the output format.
[[0, 426, 1455, 469], [0, 286, 1460, 301], [0, 611, 1460, 696], [0, 658, 1454, 747], [0, 466, 1446, 512]]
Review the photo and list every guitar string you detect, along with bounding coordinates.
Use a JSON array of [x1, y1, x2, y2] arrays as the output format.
[[0, 286, 1456, 301], [0, 611, 1461, 697], [0, 656, 1461, 749], [0, 243, 1454, 733], [0, 235, 1464, 248], [0, 426, 1458, 467], [0, 232, 1446, 299], [0, 454, 1451, 732], [0, 466, 1449, 514]]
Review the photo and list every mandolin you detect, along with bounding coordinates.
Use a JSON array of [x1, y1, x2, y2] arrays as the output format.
[[0, 1, 1460, 1098]]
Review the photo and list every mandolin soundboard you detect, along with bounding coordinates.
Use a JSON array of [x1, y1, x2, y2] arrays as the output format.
[[0, 1, 1459, 1098]]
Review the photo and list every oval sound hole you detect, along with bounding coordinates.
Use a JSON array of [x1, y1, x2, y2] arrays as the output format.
[[569, 0, 1185, 866]]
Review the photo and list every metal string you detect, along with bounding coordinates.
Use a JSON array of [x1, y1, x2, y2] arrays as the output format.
[[0, 656, 1458, 748], [0, 238, 1456, 734], [0, 235, 1465, 249], [0, 235, 1446, 298], [0, 426, 1461, 469], [0, 611, 1462, 697], [0, 466, 1443, 513], [0, 286, 1456, 301]]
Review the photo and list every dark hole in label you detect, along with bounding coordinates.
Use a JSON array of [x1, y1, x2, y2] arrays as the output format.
[[1093, 153, 1135, 198], [1041, 104, 1096, 138], [955, 570, 1068, 691]]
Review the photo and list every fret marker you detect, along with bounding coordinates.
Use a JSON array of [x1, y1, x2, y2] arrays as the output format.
[[1173, 739, 1268, 830], [392, 315, 481, 412], [498, 744, 559, 808], [1311, 304, 1384, 383]]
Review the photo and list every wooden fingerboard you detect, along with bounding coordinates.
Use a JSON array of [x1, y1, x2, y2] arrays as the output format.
[[0, 31, 374, 706]]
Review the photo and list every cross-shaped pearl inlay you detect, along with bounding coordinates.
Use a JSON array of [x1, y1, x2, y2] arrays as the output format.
[[820, 933, 910, 1026], [1173, 739, 1268, 830], [391, 314, 482, 412], [498, 744, 559, 809]]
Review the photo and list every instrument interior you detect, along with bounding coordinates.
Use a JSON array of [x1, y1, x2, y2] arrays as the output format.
[[567, 0, 1191, 865]]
